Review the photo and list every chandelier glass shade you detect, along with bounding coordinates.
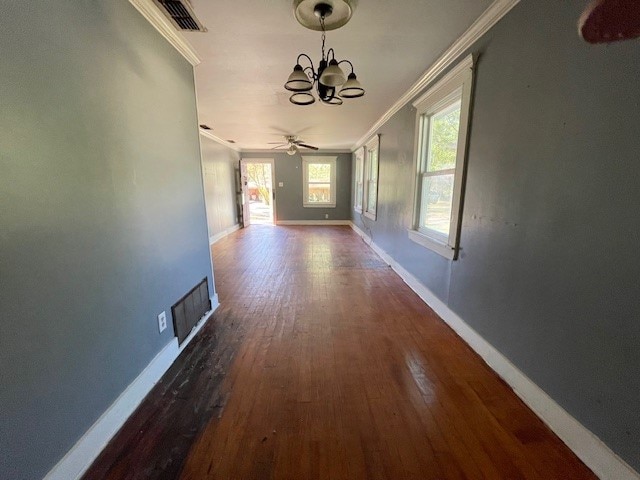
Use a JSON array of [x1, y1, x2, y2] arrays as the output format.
[[284, 3, 364, 106]]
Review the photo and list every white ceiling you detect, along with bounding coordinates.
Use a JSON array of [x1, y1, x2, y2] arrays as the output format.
[[185, 0, 492, 150]]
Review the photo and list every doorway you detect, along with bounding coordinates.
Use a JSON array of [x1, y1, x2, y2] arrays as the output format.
[[240, 159, 276, 226]]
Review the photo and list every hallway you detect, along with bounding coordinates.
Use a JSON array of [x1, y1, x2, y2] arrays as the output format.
[[86, 225, 596, 479]]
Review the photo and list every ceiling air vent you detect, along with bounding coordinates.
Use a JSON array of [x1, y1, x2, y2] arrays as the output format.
[[155, 0, 207, 32]]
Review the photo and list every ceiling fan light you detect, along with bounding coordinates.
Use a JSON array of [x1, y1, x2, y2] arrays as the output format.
[[319, 59, 346, 87], [339, 72, 365, 98], [287, 145, 298, 155], [289, 92, 316, 106], [285, 65, 312, 91]]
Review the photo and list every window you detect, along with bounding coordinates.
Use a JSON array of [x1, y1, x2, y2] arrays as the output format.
[[353, 148, 364, 213], [363, 135, 380, 220], [409, 55, 474, 260], [302, 156, 336, 208]]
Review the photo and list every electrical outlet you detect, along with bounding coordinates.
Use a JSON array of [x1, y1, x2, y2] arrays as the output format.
[[157, 311, 167, 333], [325, 214, 329, 219], [278, 182, 284, 187]]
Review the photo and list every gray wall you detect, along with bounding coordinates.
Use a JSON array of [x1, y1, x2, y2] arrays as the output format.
[[201, 136, 240, 237], [0, 1, 213, 478], [243, 152, 352, 221], [352, 0, 640, 471]]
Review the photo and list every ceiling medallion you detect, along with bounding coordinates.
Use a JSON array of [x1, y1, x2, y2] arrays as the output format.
[[294, 0, 354, 31]]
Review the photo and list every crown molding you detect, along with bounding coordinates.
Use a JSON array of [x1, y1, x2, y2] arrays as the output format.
[[352, 0, 520, 152], [199, 129, 242, 152], [129, 0, 201, 66], [412, 54, 474, 108]]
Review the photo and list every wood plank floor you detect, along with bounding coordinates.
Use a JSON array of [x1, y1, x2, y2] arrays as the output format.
[[85, 225, 596, 479]]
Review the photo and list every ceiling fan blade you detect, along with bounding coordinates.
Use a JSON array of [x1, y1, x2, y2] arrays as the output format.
[[267, 142, 287, 144], [270, 144, 288, 149], [297, 143, 319, 150]]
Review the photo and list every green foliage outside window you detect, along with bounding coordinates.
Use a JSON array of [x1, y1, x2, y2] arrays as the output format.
[[246, 163, 271, 205]]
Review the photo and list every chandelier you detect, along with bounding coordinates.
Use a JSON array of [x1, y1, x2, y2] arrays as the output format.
[[284, 2, 365, 106]]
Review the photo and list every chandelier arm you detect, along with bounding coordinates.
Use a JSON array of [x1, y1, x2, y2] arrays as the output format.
[[303, 66, 316, 81], [338, 59, 354, 74], [326, 48, 336, 62], [296, 53, 317, 80], [323, 85, 336, 103], [297, 53, 314, 69]]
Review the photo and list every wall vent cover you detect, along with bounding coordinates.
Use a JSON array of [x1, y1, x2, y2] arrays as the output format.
[[155, 0, 207, 32], [171, 277, 211, 344]]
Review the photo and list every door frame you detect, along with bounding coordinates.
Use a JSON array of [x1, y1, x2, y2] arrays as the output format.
[[240, 158, 276, 226]]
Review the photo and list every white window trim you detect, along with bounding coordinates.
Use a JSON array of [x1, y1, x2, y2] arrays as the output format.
[[363, 134, 380, 220], [353, 147, 364, 213], [302, 156, 337, 208], [408, 55, 474, 260]]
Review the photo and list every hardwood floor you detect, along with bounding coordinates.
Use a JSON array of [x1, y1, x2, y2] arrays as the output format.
[[84, 225, 596, 479]]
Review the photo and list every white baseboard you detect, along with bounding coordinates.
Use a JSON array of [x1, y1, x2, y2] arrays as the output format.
[[349, 222, 640, 480], [209, 224, 241, 245], [276, 220, 351, 226], [44, 297, 220, 480]]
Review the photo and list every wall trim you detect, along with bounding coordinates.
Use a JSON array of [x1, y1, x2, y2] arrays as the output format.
[[276, 220, 351, 226], [128, 0, 201, 66], [200, 129, 242, 152], [209, 224, 241, 245], [352, 0, 520, 152], [349, 222, 640, 480], [44, 297, 220, 480]]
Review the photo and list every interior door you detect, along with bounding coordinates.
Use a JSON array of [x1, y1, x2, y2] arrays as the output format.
[[240, 160, 250, 227]]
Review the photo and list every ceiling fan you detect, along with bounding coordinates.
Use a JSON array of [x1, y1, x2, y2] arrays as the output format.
[[268, 135, 319, 155]]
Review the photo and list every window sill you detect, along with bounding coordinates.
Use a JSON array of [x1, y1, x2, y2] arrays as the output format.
[[354, 207, 363, 214], [303, 203, 336, 208], [364, 210, 377, 221], [407, 229, 456, 260]]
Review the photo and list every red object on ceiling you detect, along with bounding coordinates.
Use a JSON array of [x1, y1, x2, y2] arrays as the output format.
[[579, 0, 640, 43]]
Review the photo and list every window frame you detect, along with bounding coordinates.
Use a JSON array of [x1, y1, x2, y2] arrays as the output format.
[[302, 156, 337, 208], [363, 135, 380, 220], [353, 147, 364, 213], [408, 55, 474, 260]]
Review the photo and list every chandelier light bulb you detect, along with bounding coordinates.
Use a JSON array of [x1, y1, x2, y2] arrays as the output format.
[[319, 59, 346, 87], [285, 65, 312, 92], [339, 72, 365, 98]]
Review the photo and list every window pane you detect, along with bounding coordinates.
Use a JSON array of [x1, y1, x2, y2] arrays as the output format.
[[308, 163, 331, 183], [308, 183, 331, 203], [367, 180, 377, 212], [421, 174, 454, 236], [369, 151, 378, 181], [427, 101, 461, 172], [356, 183, 363, 209]]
